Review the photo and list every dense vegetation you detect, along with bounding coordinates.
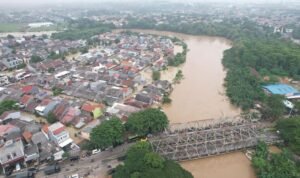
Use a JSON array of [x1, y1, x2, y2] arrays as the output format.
[[46, 112, 57, 124], [30, 55, 43, 63], [152, 70, 161, 81], [113, 142, 193, 178], [252, 142, 299, 178], [126, 108, 169, 136], [90, 117, 125, 149], [277, 117, 300, 155], [52, 19, 115, 40], [292, 27, 300, 39], [0, 100, 17, 115]]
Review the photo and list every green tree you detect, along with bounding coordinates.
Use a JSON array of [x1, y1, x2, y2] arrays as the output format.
[[52, 87, 63, 96], [30, 55, 43, 63], [152, 70, 161, 81], [46, 112, 57, 124], [113, 142, 193, 178], [252, 141, 299, 178], [144, 152, 165, 169], [126, 108, 169, 136], [0, 100, 17, 115], [277, 117, 300, 155], [262, 95, 285, 120], [90, 117, 125, 149]]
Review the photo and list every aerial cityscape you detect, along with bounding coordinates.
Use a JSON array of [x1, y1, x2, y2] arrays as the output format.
[[0, 0, 300, 178]]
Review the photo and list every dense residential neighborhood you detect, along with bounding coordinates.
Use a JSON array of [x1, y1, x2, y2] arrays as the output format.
[[0, 30, 176, 177]]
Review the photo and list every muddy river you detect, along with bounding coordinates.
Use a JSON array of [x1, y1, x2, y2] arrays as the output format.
[[127, 29, 254, 178], [127, 29, 241, 123]]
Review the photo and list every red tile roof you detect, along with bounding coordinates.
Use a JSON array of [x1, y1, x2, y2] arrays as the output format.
[[22, 131, 32, 142], [21, 85, 33, 94], [42, 125, 48, 134], [53, 126, 65, 135], [81, 102, 103, 113], [0, 124, 17, 136], [20, 95, 33, 105]]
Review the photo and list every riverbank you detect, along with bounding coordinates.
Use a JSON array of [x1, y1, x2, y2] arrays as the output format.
[[126, 29, 240, 123]]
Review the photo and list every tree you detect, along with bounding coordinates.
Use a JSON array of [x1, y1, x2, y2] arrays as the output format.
[[277, 117, 300, 155], [46, 112, 57, 124], [152, 70, 161, 81], [126, 108, 169, 136], [30, 55, 43, 63], [0, 100, 17, 115], [90, 117, 125, 149], [113, 142, 193, 178], [52, 87, 63, 96], [252, 141, 299, 178], [262, 95, 285, 120]]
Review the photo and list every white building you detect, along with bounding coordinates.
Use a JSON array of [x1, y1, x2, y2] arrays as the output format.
[[0, 75, 9, 86], [28, 22, 54, 28], [48, 122, 73, 148]]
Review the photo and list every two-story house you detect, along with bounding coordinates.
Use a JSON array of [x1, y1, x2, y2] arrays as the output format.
[[0, 140, 25, 174], [1, 57, 23, 69], [48, 122, 72, 148]]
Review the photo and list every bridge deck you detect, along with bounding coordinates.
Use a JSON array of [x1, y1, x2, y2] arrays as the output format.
[[149, 120, 282, 161]]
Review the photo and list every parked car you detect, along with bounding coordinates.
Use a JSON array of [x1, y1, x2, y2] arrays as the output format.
[[44, 164, 60, 175], [28, 167, 38, 174], [15, 171, 34, 178], [92, 149, 101, 155], [69, 155, 80, 161]]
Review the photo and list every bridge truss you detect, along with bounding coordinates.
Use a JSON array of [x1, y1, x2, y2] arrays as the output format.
[[149, 119, 282, 161]]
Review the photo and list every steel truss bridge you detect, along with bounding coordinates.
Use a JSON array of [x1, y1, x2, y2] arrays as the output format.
[[149, 117, 282, 161]]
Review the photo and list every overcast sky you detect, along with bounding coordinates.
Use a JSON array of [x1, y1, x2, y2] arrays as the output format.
[[0, 0, 297, 3]]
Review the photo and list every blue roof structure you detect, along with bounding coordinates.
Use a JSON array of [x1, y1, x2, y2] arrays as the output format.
[[263, 84, 299, 95]]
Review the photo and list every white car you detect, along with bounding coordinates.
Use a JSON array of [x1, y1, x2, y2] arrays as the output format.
[[68, 174, 80, 178], [92, 149, 101, 155]]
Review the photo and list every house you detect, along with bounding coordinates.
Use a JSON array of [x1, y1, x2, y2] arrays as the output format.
[[0, 124, 21, 139], [24, 144, 39, 163], [52, 102, 69, 120], [0, 111, 21, 123], [48, 122, 72, 148], [35, 99, 59, 116], [263, 84, 299, 96], [106, 103, 140, 121], [153, 80, 173, 94], [0, 75, 9, 86], [80, 119, 100, 140], [81, 102, 103, 119], [60, 107, 80, 124], [135, 93, 153, 105], [0, 140, 25, 173], [1, 57, 23, 69], [19, 95, 34, 107], [21, 85, 39, 95]]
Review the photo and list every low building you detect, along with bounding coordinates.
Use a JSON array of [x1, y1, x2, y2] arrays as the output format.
[[0, 140, 25, 173], [1, 57, 23, 69], [35, 99, 59, 116], [48, 122, 72, 148]]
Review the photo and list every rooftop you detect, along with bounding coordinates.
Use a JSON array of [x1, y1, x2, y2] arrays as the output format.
[[263, 84, 299, 95]]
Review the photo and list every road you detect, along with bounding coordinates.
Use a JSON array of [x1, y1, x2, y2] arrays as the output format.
[[32, 143, 132, 178]]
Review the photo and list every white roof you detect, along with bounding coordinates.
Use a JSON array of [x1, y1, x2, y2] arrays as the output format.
[[58, 138, 73, 148], [55, 71, 70, 78], [35, 106, 46, 112]]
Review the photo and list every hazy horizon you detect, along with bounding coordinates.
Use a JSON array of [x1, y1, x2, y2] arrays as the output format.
[[0, 0, 298, 4]]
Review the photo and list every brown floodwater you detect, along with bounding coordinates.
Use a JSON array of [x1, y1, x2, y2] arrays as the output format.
[[118, 29, 254, 178], [128, 29, 240, 123], [181, 152, 256, 178]]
